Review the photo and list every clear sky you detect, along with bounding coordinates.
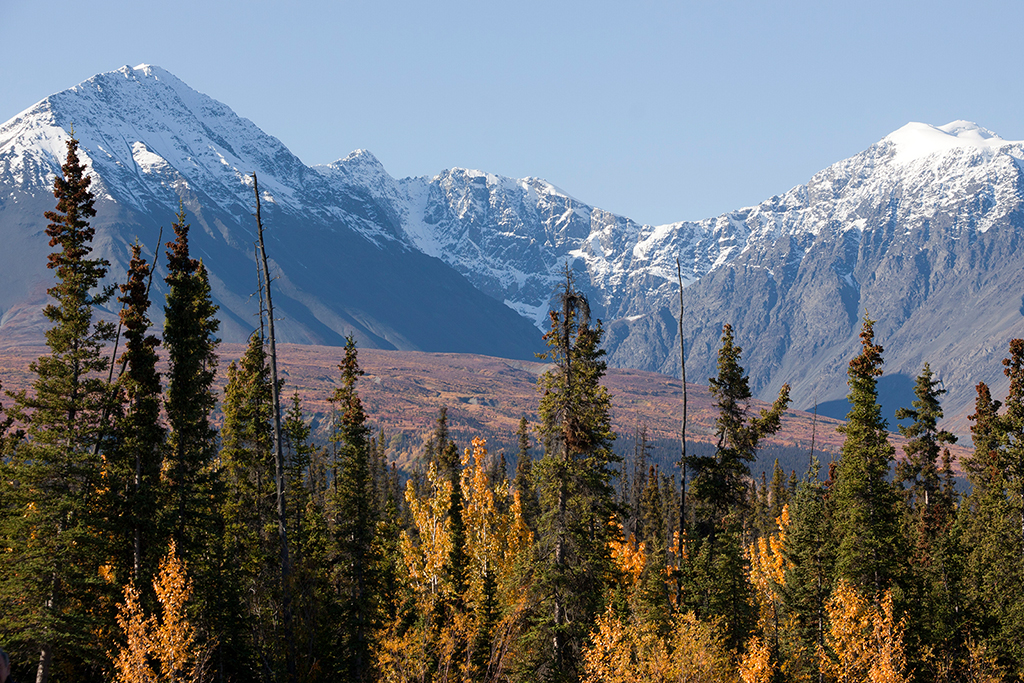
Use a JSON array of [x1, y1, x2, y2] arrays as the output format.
[[2, 0, 1022, 226]]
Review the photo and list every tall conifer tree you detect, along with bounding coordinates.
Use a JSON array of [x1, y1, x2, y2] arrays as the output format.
[[106, 242, 164, 588], [1, 131, 116, 683], [831, 317, 904, 595], [329, 336, 379, 682], [532, 270, 618, 681], [219, 333, 278, 677], [162, 208, 220, 559], [690, 324, 790, 529], [160, 208, 224, 675]]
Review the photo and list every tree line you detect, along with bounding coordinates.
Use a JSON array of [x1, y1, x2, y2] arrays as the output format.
[[2, 134, 1024, 683]]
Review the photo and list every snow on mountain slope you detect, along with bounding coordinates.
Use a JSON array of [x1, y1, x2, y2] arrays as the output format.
[[361, 119, 1024, 339], [0, 65, 399, 245], [322, 119, 1022, 430], [3, 64, 1022, 427], [0, 66, 544, 359]]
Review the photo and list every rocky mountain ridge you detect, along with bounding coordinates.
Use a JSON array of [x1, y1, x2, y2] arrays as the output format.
[[0, 65, 542, 359], [3, 65, 1022, 432]]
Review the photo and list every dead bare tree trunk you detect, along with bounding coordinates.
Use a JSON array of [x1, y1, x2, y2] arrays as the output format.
[[677, 258, 688, 543], [252, 173, 297, 683]]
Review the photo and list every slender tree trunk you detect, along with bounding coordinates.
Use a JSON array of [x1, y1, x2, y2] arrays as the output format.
[[36, 569, 57, 683], [36, 644, 51, 683], [253, 174, 297, 683], [553, 470, 566, 670], [134, 450, 141, 580], [677, 259, 687, 530]]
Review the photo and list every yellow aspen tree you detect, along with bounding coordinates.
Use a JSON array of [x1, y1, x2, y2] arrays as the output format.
[[665, 611, 735, 683], [460, 437, 535, 680], [112, 581, 157, 683], [400, 465, 454, 602], [962, 641, 1006, 683], [149, 541, 200, 683], [818, 580, 909, 683], [739, 636, 774, 683], [609, 523, 647, 589], [745, 504, 790, 674], [582, 608, 734, 683], [581, 607, 639, 683], [111, 541, 203, 683]]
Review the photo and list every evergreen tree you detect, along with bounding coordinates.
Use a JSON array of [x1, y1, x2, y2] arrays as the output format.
[[780, 458, 834, 681], [106, 242, 165, 589], [532, 270, 618, 681], [160, 208, 225, 676], [219, 333, 278, 678], [682, 324, 788, 649], [1, 131, 116, 683], [768, 458, 789, 526], [953, 343, 1024, 675], [963, 381, 1002, 487], [895, 363, 957, 517], [282, 392, 315, 559], [329, 336, 379, 682], [1001, 339, 1024, 554], [894, 363, 958, 663], [689, 324, 790, 531], [162, 208, 220, 561], [831, 317, 905, 595], [513, 415, 540, 533]]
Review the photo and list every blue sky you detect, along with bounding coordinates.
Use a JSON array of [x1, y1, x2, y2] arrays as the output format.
[[2, 0, 1022, 225]]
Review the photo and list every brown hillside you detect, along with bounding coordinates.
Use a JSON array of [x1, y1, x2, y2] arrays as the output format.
[[0, 342, 971, 472]]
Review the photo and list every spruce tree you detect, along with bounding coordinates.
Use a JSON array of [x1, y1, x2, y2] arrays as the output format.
[[1001, 339, 1024, 553], [781, 458, 834, 681], [896, 363, 957, 516], [160, 208, 224, 676], [513, 415, 540, 533], [329, 336, 379, 682], [106, 242, 164, 588], [953, 342, 1024, 674], [532, 270, 618, 681], [894, 363, 958, 661], [162, 208, 220, 561], [219, 333, 280, 678], [689, 323, 790, 530], [283, 393, 315, 558], [1, 131, 116, 683], [831, 317, 905, 595]]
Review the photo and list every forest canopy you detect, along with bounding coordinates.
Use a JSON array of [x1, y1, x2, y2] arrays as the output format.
[[1, 133, 1023, 683]]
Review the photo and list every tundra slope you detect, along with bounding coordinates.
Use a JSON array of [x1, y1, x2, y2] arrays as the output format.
[[2, 65, 1021, 430], [353, 121, 1024, 430]]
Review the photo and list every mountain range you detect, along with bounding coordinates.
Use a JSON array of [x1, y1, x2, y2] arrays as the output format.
[[2, 65, 1023, 434]]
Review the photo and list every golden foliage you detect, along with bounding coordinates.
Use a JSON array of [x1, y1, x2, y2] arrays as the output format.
[[963, 641, 1007, 683], [609, 523, 646, 587], [818, 580, 908, 683], [401, 463, 453, 601], [380, 438, 534, 682], [581, 609, 734, 683], [111, 541, 205, 683], [113, 580, 157, 683], [461, 437, 533, 603], [746, 504, 791, 647], [739, 636, 774, 683]]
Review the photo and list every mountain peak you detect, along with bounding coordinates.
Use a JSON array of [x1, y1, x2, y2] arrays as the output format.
[[882, 120, 1015, 165]]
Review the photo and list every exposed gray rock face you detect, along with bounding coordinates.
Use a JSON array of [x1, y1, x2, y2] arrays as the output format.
[[377, 122, 1024, 429], [3, 66, 1021, 430], [0, 65, 543, 360]]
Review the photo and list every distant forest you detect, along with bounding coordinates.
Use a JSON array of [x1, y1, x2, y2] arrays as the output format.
[[3, 134, 1024, 683]]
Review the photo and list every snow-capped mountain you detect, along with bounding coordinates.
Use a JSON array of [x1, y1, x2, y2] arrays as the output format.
[[2, 65, 1022, 429], [313, 118, 1024, 428], [0, 65, 542, 358]]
